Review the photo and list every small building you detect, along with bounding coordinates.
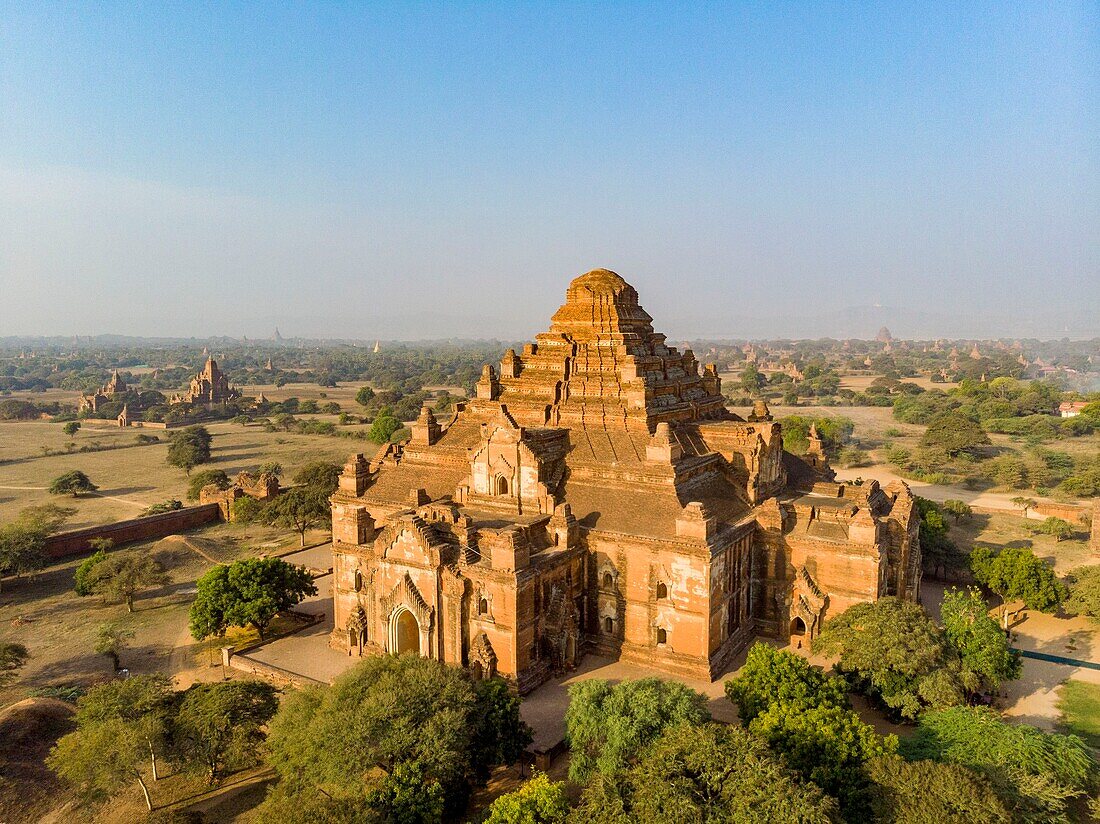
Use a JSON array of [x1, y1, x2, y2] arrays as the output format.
[[78, 370, 127, 413], [1059, 401, 1089, 418]]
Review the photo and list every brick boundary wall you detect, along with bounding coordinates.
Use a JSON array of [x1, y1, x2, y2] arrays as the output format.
[[80, 419, 171, 430], [44, 503, 221, 559], [1032, 501, 1090, 524]]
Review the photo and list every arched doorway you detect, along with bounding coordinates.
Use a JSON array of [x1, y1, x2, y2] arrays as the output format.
[[392, 608, 421, 655], [790, 616, 807, 637]]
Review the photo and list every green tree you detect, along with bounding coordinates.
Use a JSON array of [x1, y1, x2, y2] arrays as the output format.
[[166, 426, 212, 474], [485, 773, 568, 824], [0, 641, 29, 686], [263, 656, 530, 818], [355, 385, 376, 407], [292, 460, 342, 496], [49, 714, 158, 810], [569, 723, 840, 824], [0, 504, 75, 590], [751, 701, 894, 817], [471, 676, 533, 779], [565, 677, 710, 783], [740, 363, 764, 394], [230, 494, 268, 524], [914, 498, 963, 580], [173, 680, 278, 781], [71, 675, 174, 782], [368, 413, 401, 444], [1035, 516, 1075, 542], [919, 412, 990, 458], [813, 597, 972, 720], [265, 486, 330, 546], [866, 755, 1010, 824], [73, 548, 109, 596], [942, 499, 972, 523], [940, 588, 1020, 692], [63, 421, 81, 437], [48, 469, 98, 496], [94, 621, 134, 671], [142, 499, 183, 516], [258, 460, 283, 476], [1011, 497, 1037, 518], [81, 551, 169, 612], [724, 642, 847, 722], [903, 706, 1095, 823], [189, 557, 317, 640], [186, 468, 230, 501], [1064, 565, 1100, 621], [969, 546, 1067, 628]]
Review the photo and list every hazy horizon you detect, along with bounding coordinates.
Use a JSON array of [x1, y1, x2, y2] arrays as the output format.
[[1, 4, 1097, 340]]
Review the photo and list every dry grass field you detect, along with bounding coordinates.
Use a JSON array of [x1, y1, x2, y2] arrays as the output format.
[[0, 419, 363, 528]]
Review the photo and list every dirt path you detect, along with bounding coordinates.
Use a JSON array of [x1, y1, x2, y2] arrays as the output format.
[[843, 464, 1087, 514]]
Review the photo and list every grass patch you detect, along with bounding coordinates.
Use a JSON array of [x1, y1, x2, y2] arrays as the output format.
[[1057, 679, 1100, 749]]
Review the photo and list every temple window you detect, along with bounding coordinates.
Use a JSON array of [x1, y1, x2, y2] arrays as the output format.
[[602, 572, 614, 589], [478, 596, 489, 615], [354, 570, 363, 592], [496, 475, 509, 495], [656, 627, 667, 645], [604, 616, 614, 634], [655, 581, 668, 600]]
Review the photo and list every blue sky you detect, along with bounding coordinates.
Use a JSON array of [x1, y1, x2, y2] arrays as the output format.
[[0, 2, 1096, 339]]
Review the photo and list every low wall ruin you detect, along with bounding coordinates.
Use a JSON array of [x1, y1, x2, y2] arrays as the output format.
[[44, 504, 221, 558]]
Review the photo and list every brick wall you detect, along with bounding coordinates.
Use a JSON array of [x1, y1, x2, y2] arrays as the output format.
[[1032, 501, 1089, 524], [44, 504, 221, 558]]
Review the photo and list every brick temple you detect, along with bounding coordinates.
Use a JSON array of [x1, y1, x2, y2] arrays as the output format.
[[330, 269, 921, 691]]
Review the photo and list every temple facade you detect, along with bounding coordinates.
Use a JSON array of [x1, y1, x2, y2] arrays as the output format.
[[78, 370, 127, 413], [330, 270, 921, 691], [171, 357, 241, 406]]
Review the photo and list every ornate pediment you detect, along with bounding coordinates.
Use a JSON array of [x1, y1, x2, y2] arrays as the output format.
[[346, 604, 368, 632], [380, 572, 434, 630]]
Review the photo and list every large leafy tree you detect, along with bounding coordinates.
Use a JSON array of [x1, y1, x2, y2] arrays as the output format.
[[47, 676, 175, 811], [725, 644, 894, 817], [919, 412, 990, 458], [914, 498, 964, 580], [565, 677, 711, 783], [189, 557, 316, 640], [569, 723, 840, 824], [48, 469, 98, 497], [866, 755, 1010, 823], [78, 550, 169, 612], [725, 642, 848, 722], [173, 680, 278, 782], [292, 460, 342, 496], [166, 425, 212, 474], [969, 546, 1067, 628], [263, 656, 531, 819], [903, 707, 1096, 823], [1064, 565, 1100, 621], [186, 468, 230, 501], [94, 621, 134, 671], [265, 486, 331, 546], [813, 597, 973, 720], [0, 504, 75, 590], [940, 587, 1021, 691]]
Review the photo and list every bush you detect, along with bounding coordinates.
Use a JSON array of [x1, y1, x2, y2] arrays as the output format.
[[186, 469, 231, 501], [142, 499, 183, 516]]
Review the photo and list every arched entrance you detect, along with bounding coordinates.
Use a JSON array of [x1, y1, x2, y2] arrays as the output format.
[[391, 608, 421, 655], [790, 616, 807, 637]]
